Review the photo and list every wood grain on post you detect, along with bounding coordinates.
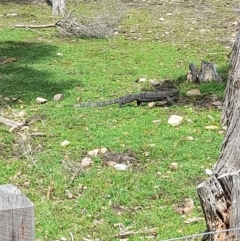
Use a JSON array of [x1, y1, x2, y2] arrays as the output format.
[[0, 184, 35, 241]]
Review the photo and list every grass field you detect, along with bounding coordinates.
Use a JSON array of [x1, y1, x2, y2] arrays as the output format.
[[0, 0, 238, 240]]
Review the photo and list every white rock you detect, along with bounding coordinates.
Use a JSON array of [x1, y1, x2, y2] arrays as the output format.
[[36, 97, 48, 104], [81, 157, 93, 168], [53, 93, 64, 102], [166, 13, 172, 16], [212, 100, 222, 107], [61, 140, 70, 147], [168, 115, 183, 127], [186, 136, 194, 141], [65, 190, 73, 199], [88, 148, 99, 157], [100, 147, 108, 154], [148, 102, 155, 108], [138, 77, 147, 83], [57, 52, 63, 56], [222, 125, 227, 131], [205, 168, 213, 176], [170, 162, 178, 170], [159, 17, 165, 22], [114, 163, 128, 171], [186, 89, 201, 96], [149, 79, 160, 86]]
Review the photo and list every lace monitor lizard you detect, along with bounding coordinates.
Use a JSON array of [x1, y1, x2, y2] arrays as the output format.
[[72, 88, 179, 108]]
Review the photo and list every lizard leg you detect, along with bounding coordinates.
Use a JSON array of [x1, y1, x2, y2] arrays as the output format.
[[136, 100, 141, 106]]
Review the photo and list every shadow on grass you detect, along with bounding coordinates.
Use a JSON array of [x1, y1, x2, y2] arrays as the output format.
[[0, 41, 79, 103]]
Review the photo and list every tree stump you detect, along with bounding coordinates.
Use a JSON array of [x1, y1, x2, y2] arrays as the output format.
[[197, 26, 240, 241], [188, 61, 222, 83], [0, 184, 35, 241]]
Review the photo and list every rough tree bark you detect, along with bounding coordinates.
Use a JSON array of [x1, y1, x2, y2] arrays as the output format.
[[197, 27, 240, 241], [50, 0, 66, 15]]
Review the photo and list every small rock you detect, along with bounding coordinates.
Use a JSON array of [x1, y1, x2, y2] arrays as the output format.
[[166, 13, 172, 16], [114, 163, 128, 171], [159, 17, 165, 22], [186, 89, 201, 96], [65, 190, 73, 199], [170, 162, 178, 170], [218, 130, 225, 135], [168, 115, 183, 127], [81, 157, 93, 168], [212, 100, 222, 107], [100, 147, 108, 154], [149, 79, 160, 86], [61, 140, 70, 147], [148, 102, 155, 108], [222, 125, 227, 131], [88, 148, 99, 157], [138, 77, 147, 83], [36, 97, 48, 104], [183, 136, 194, 141], [57, 52, 63, 56], [53, 93, 64, 102], [205, 168, 213, 176]]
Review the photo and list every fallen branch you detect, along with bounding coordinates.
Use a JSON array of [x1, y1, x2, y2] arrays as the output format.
[[14, 23, 56, 29], [112, 227, 158, 238], [0, 116, 24, 128]]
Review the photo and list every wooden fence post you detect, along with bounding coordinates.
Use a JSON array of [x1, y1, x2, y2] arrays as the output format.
[[0, 184, 35, 241]]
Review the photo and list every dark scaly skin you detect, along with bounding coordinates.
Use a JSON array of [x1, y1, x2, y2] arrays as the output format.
[[73, 89, 179, 108]]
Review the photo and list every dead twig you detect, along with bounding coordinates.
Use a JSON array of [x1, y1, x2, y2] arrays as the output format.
[[68, 165, 83, 187], [111, 227, 158, 238], [14, 23, 57, 29], [0, 116, 24, 129]]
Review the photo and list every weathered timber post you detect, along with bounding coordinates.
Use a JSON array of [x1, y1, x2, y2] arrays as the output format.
[[197, 26, 240, 241], [0, 184, 35, 241]]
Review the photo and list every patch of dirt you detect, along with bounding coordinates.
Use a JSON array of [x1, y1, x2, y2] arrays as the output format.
[[178, 94, 223, 109], [102, 149, 137, 165], [102, 149, 145, 171], [122, 0, 240, 48]]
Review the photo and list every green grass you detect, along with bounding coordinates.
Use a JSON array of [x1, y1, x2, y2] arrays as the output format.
[[0, 0, 236, 240]]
